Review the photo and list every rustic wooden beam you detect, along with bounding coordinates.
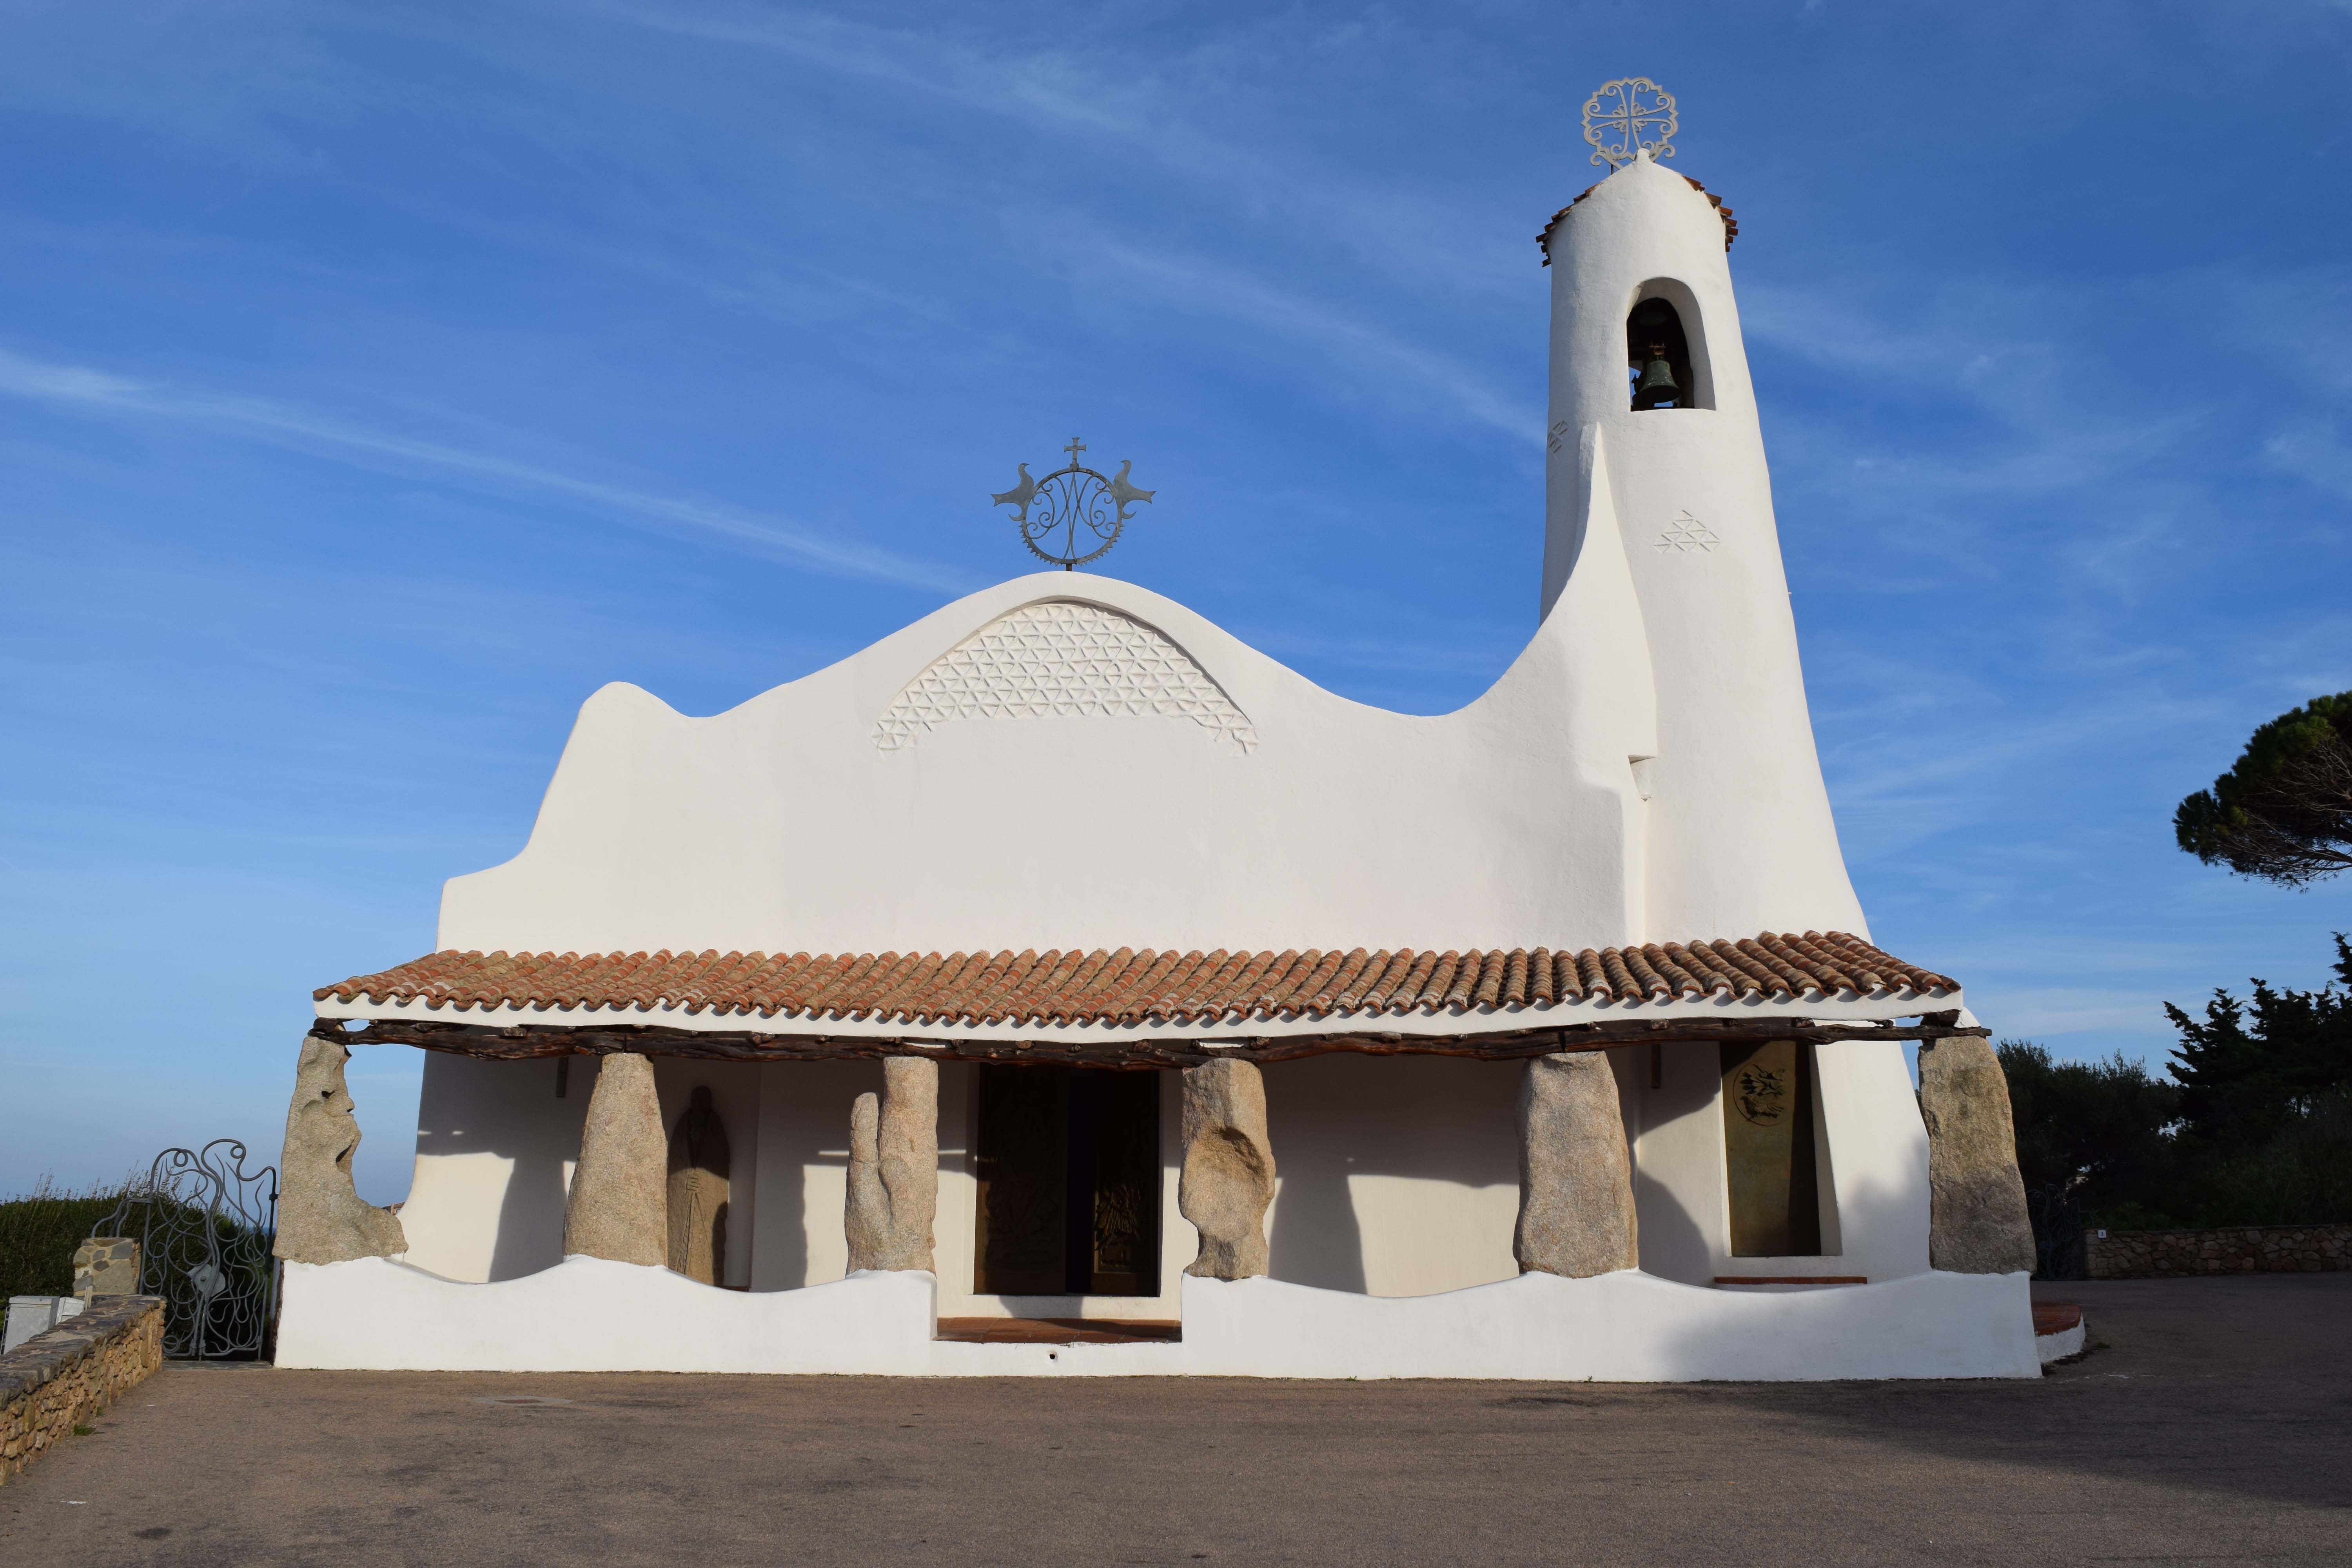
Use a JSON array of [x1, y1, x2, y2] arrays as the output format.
[[316, 1010, 1986, 1067]]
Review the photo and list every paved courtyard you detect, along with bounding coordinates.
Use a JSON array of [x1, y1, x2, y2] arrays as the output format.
[[2, 1274, 2347, 1566]]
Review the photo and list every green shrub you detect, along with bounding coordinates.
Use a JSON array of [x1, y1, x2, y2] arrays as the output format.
[[1999, 1041, 2181, 1213], [0, 1176, 132, 1300]]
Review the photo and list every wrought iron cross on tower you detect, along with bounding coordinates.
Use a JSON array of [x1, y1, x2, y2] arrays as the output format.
[[989, 437, 1156, 569], [1582, 77, 1677, 169]]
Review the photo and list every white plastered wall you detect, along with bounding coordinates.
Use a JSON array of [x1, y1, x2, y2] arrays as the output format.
[[277, 1260, 2041, 1381], [1542, 153, 1866, 944], [746, 1056, 1528, 1312], [395, 1050, 761, 1287], [431, 564, 1657, 959], [397, 1051, 584, 1283], [1261, 1054, 1521, 1297], [1626, 1037, 1928, 1285], [394, 1034, 1930, 1298]]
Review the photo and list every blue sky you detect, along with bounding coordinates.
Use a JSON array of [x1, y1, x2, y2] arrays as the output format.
[[4, 1, 2349, 1204]]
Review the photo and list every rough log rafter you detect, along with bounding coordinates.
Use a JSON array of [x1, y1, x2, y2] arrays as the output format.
[[320, 1011, 1987, 1068]]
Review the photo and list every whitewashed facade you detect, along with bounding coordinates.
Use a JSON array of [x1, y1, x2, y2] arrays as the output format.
[[277, 149, 2041, 1381]]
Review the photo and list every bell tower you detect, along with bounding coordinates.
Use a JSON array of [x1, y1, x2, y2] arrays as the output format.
[[1539, 84, 1866, 942]]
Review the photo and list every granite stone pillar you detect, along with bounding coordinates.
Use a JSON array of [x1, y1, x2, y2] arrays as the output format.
[[72, 1238, 141, 1301], [1918, 1036, 2038, 1274], [846, 1056, 939, 1272], [1178, 1058, 1276, 1280], [563, 1052, 668, 1266], [274, 1033, 408, 1265], [1514, 1050, 1639, 1278]]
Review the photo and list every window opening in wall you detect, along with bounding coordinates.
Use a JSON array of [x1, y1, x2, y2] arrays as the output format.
[[1627, 296, 1696, 411], [1720, 1040, 1823, 1255], [973, 1065, 1161, 1296]]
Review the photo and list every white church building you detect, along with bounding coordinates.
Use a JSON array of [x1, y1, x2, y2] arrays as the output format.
[[272, 90, 2049, 1381]]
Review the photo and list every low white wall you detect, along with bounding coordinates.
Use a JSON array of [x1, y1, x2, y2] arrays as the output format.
[[275, 1257, 2038, 1381]]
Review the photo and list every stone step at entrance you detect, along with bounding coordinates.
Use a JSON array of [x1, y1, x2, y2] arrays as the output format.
[[935, 1317, 1182, 1346]]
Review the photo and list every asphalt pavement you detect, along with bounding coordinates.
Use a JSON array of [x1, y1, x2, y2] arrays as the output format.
[[2, 1272, 2346, 1565]]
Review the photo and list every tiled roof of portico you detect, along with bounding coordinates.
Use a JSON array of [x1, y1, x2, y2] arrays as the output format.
[[317, 932, 1955, 1029]]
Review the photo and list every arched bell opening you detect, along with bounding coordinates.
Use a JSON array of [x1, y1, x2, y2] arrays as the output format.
[[1618, 283, 1712, 411], [1623, 289, 1712, 411]]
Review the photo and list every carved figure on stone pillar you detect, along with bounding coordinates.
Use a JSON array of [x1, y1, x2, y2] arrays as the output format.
[[666, 1085, 732, 1285], [1917, 1036, 2037, 1274], [1178, 1058, 1275, 1279], [564, 1052, 668, 1266], [274, 1033, 407, 1265], [1514, 1050, 1639, 1278], [846, 1056, 940, 1272]]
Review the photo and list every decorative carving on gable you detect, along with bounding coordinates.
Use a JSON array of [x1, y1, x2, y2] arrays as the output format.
[[873, 600, 1259, 755]]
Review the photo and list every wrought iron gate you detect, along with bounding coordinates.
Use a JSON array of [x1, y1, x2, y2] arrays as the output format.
[[93, 1141, 280, 1360], [2026, 1181, 2085, 1281]]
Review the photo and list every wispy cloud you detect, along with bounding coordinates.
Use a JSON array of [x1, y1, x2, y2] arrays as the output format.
[[0, 345, 969, 593], [1967, 986, 2176, 1040], [1077, 237, 1540, 440], [581, 0, 1521, 293], [2267, 418, 2352, 500], [568, 0, 1545, 434], [1744, 279, 2207, 502]]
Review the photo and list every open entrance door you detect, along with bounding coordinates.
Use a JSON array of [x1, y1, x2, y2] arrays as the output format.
[[972, 1065, 1161, 1297]]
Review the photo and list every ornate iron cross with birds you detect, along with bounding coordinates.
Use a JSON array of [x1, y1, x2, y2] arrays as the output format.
[[990, 437, 1156, 569]]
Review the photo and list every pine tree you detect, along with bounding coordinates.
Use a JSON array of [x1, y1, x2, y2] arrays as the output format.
[[2163, 935, 2352, 1152], [2175, 693, 2352, 887]]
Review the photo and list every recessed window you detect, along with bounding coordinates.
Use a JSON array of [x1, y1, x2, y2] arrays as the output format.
[[1721, 1040, 1824, 1256]]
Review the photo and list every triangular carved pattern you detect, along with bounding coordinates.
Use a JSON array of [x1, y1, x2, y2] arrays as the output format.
[[1655, 510, 1720, 553], [874, 601, 1259, 754]]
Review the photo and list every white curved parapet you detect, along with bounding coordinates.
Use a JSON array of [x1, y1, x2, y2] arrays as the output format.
[[276, 1258, 2040, 1381], [432, 569, 1668, 961], [2036, 1317, 2087, 1364]]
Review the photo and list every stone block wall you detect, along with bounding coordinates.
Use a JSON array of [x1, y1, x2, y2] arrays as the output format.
[[0, 1296, 165, 1485], [2087, 1222, 2352, 1279]]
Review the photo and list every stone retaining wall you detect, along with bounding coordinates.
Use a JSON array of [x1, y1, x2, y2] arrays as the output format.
[[2087, 1223, 2352, 1279], [0, 1296, 165, 1485]]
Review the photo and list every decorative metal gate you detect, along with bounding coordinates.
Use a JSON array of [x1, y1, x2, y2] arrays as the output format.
[[93, 1141, 280, 1360], [2026, 1181, 2085, 1281]]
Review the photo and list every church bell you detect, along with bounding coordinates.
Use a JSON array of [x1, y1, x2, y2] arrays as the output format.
[[1632, 343, 1681, 410]]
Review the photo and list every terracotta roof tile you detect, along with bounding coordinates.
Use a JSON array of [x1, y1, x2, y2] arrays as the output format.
[[317, 932, 1956, 1028]]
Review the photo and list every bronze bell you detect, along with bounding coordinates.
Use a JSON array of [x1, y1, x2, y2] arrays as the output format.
[[1632, 343, 1680, 410]]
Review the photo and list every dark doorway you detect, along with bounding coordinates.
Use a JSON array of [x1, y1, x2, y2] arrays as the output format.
[[973, 1066, 1162, 1297], [1720, 1040, 1823, 1256]]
